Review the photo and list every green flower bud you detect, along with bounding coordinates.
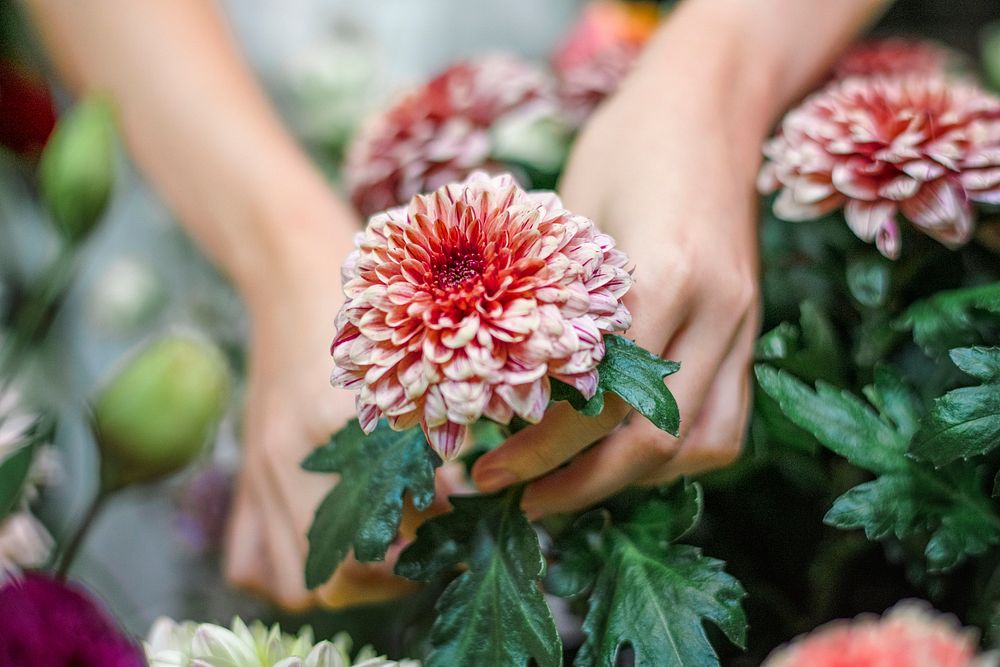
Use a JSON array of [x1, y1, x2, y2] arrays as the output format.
[[38, 96, 116, 242], [93, 334, 230, 490]]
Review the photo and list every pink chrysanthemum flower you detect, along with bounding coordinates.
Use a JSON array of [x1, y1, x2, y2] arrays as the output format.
[[344, 55, 555, 218], [763, 601, 997, 667], [552, 1, 660, 126], [759, 75, 1000, 259], [832, 38, 956, 81], [331, 172, 632, 460]]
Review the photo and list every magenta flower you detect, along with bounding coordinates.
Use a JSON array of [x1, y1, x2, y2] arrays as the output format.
[[344, 55, 555, 217], [759, 75, 1000, 258], [552, 1, 660, 126], [832, 38, 955, 81], [0, 572, 145, 667], [762, 601, 994, 667], [331, 172, 632, 460]]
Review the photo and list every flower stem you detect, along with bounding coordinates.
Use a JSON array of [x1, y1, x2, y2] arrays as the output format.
[[56, 491, 107, 580]]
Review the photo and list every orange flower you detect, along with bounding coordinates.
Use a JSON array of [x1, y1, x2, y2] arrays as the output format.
[[552, 1, 661, 125]]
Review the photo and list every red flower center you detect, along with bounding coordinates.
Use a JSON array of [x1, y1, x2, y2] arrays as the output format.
[[431, 244, 486, 289]]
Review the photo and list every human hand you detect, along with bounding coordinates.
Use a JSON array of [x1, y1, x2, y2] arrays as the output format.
[[222, 194, 458, 611], [472, 17, 771, 518]]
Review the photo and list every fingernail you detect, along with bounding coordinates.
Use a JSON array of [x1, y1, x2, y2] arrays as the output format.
[[475, 467, 519, 492]]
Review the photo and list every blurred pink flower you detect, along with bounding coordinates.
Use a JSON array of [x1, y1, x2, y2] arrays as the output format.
[[832, 38, 955, 81], [552, 1, 660, 126], [759, 75, 1000, 258], [762, 601, 996, 667], [331, 172, 632, 460], [345, 55, 555, 217]]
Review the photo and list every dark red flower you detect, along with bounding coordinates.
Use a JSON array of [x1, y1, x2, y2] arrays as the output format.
[[0, 60, 57, 157], [0, 572, 144, 667]]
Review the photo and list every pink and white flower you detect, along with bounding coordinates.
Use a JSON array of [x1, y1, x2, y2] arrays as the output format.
[[552, 1, 661, 126], [832, 38, 956, 81], [331, 172, 632, 460], [762, 601, 997, 667], [344, 55, 555, 217], [759, 75, 1000, 258]]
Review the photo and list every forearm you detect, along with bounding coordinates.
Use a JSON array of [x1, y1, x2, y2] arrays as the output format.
[[25, 0, 356, 314]]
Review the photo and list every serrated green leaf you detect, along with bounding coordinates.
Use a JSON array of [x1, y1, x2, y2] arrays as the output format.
[[862, 366, 922, 440], [755, 302, 844, 385], [302, 420, 439, 589], [754, 365, 905, 474], [545, 510, 607, 599], [911, 348, 1000, 466], [897, 282, 1000, 354], [911, 384, 1000, 466], [950, 346, 1000, 383], [824, 474, 917, 541], [396, 490, 561, 667], [624, 481, 703, 547], [576, 540, 746, 667], [551, 334, 680, 435], [0, 442, 35, 519]]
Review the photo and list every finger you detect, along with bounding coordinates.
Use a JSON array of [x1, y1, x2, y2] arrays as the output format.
[[472, 396, 630, 493], [521, 417, 671, 519], [222, 475, 265, 594], [316, 543, 418, 609], [640, 321, 756, 484], [255, 461, 319, 611]]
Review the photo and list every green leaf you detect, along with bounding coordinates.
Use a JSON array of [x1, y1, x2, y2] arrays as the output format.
[[0, 442, 35, 519], [911, 348, 1000, 466], [396, 490, 561, 667], [862, 365, 922, 440], [624, 481, 704, 546], [755, 301, 844, 385], [950, 346, 1000, 383], [846, 253, 892, 309], [302, 420, 439, 589], [754, 365, 905, 474], [897, 282, 1000, 354], [576, 540, 746, 667], [551, 334, 680, 435], [756, 363, 1000, 571]]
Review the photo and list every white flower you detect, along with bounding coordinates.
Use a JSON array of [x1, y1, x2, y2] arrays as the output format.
[[145, 617, 420, 667], [0, 511, 53, 581]]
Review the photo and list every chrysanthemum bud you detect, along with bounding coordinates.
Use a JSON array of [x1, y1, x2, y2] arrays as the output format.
[[38, 96, 116, 242], [93, 334, 230, 490]]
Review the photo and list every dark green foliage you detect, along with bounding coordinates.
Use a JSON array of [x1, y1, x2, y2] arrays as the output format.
[[756, 364, 1000, 572]]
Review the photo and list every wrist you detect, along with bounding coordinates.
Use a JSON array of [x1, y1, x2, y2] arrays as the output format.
[[232, 171, 358, 324]]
